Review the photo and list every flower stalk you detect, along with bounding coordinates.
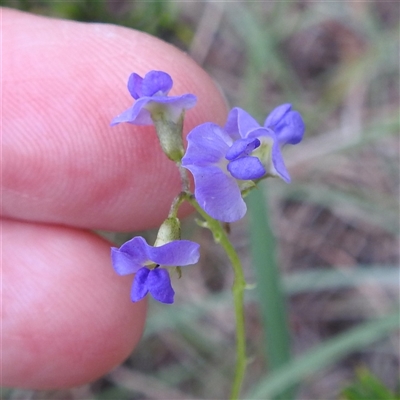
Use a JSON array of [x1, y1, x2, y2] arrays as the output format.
[[184, 194, 247, 400], [177, 162, 190, 192]]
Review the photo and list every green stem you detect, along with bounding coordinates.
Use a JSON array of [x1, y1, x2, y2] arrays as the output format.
[[176, 162, 190, 192], [168, 192, 187, 218], [185, 195, 247, 400]]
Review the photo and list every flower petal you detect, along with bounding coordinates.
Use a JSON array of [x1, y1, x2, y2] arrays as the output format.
[[118, 236, 149, 259], [111, 236, 150, 275], [146, 94, 197, 123], [111, 248, 141, 275], [225, 138, 261, 161], [147, 268, 175, 304], [148, 240, 200, 267], [142, 71, 173, 97], [182, 123, 232, 166], [271, 140, 291, 182], [275, 110, 305, 145], [225, 107, 261, 140], [187, 164, 247, 222], [111, 94, 197, 126], [110, 98, 152, 126], [264, 103, 292, 128], [127, 73, 143, 99], [227, 156, 266, 180], [264, 104, 305, 145], [130, 267, 150, 302]]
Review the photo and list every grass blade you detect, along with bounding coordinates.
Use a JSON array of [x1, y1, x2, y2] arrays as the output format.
[[247, 311, 400, 399], [247, 187, 293, 399]]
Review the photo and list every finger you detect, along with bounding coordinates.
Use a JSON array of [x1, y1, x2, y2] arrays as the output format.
[[2, 218, 147, 389], [2, 8, 228, 231]]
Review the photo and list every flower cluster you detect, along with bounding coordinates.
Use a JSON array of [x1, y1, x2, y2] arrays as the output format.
[[110, 70, 304, 304], [182, 105, 305, 222]]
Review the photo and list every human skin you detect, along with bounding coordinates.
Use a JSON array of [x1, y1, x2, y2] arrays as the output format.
[[2, 8, 227, 389]]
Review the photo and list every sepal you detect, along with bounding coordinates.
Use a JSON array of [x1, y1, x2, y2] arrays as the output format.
[[154, 217, 181, 247], [151, 107, 185, 162]]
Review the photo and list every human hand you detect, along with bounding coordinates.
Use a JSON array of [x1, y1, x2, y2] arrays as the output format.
[[2, 8, 227, 389]]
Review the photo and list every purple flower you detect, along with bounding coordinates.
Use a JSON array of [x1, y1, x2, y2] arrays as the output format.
[[181, 105, 304, 222], [111, 70, 197, 126], [111, 236, 200, 304]]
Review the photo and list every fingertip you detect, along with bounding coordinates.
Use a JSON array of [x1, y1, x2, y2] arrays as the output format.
[[2, 219, 147, 389], [3, 9, 227, 231]]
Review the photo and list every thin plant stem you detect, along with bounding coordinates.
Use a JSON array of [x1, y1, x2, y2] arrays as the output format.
[[168, 192, 187, 218], [176, 162, 190, 192], [184, 194, 247, 400]]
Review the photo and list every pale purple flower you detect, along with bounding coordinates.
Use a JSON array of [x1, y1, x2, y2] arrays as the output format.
[[111, 70, 197, 126], [182, 105, 304, 222], [111, 236, 200, 304]]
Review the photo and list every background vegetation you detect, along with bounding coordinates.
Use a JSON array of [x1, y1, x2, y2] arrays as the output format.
[[2, 1, 399, 399]]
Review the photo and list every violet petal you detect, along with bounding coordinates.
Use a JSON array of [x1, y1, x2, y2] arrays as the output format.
[[148, 240, 200, 266], [111, 236, 150, 275], [110, 97, 152, 126], [227, 156, 266, 180], [111, 247, 143, 275], [275, 110, 305, 145], [182, 123, 232, 166], [145, 94, 197, 123], [111, 94, 197, 126], [264, 103, 292, 128], [130, 267, 150, 302], [127, 73, 143, 99], [271, 140, 291, 182], [142, 71, 173, 97], [187, 164, 247, 222], [225, 138, 261, 161], [225, 107, 261, 140], [147, 269, 175, 304]]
